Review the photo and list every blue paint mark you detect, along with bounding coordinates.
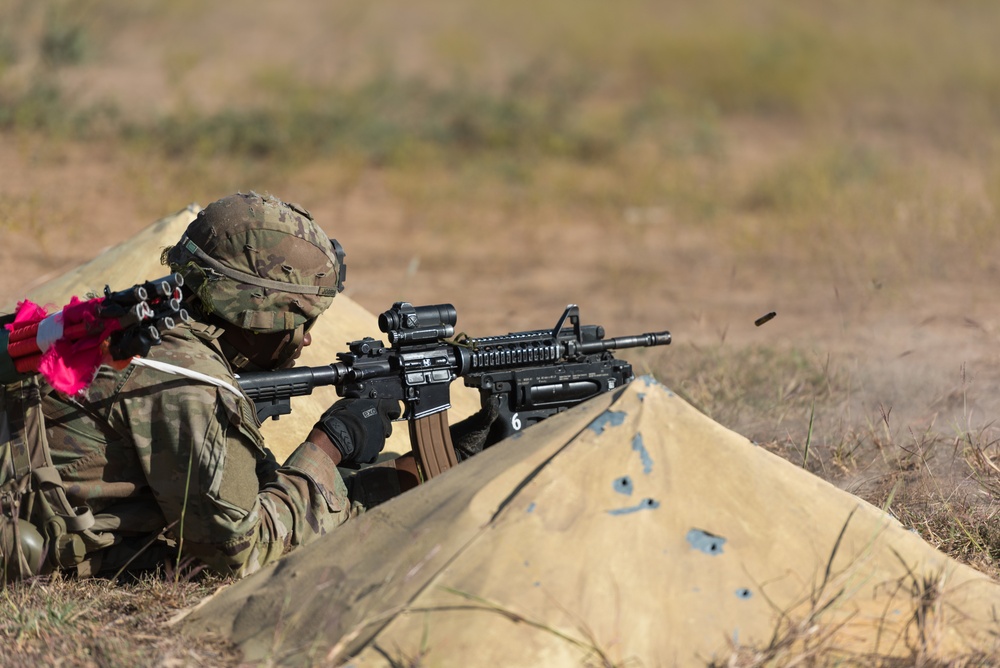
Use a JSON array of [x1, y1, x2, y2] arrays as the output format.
[[607, 498, 660, 515], [687, 529, 726, 555], [735, 588, 753, 600], [632, 433, 653, 474], [613, 476, 633, 496], [526, 502, 536, 513], [587, 410, 627, 434], [640, 375, 675, 396]]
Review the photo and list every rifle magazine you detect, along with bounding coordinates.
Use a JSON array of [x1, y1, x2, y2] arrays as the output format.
[[408, 412, 459, 479]]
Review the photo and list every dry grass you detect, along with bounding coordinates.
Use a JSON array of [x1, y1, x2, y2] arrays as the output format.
[[654, 343, 1000, 574], [712, 510, 1000, 668], [0, 570, 240, 667]]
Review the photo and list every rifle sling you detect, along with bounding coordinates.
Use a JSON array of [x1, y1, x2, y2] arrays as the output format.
[[408, 412, 459, 479]]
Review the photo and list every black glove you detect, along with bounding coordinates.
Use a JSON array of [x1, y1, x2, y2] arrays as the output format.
[[449, 395, 501, 461], [315, 398, 401, 466]]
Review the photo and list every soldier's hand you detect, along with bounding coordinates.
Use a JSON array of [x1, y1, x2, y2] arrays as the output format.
[[450, 395, 501, 461], [314, 398, 401, 466]]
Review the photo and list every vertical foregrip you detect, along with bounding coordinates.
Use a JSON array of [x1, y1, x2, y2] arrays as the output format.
[[408, 412, 459, 479]]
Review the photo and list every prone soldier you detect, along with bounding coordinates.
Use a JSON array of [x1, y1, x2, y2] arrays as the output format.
[[1, 191, 426, 579]]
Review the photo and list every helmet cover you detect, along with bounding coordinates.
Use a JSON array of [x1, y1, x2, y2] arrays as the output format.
[[163, 191, 346, 333]]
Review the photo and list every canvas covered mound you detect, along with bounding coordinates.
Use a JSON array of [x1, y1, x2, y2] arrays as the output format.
[[177, 377, 1000, 666], [2, 205, 478, 460]]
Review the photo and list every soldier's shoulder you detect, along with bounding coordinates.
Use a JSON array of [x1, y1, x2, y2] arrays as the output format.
[[144, 323, 233, 380]]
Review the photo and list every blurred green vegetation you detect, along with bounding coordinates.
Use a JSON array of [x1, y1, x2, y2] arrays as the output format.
[[136, 69, 620, 165], [3, 1, 999, 152], [0, 0, 998, 281]]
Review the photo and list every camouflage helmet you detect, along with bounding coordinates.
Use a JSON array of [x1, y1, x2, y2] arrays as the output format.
[[164, 191, 346, 334]]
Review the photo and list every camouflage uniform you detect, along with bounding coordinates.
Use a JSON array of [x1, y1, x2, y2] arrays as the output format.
[[35, 192, 390, 577], [44, 323, 367, 576]]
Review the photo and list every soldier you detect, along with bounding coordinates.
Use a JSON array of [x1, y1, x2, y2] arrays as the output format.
[[11, 192, 421, 578]]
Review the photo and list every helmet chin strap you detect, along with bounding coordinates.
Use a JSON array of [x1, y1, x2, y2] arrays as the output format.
[[272, 323, 305, 368], [218, 323, 305, 372], [217, 338, 255, 371]]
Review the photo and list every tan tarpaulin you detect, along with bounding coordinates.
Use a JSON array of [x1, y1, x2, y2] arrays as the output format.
[[3, 205, 478, 460], [178, 377, 1000, 666]]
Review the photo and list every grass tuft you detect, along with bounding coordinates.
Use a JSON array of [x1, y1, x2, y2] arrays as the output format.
[[0, 571, 241, 667]]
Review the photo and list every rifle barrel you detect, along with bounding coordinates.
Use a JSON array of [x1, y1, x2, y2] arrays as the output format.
[[578, 331, 671, 355]]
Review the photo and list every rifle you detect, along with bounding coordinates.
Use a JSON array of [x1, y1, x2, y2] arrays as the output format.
[[237, 302, 671, 479]]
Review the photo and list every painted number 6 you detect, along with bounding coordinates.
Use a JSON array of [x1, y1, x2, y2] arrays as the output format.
[[511, 413, 522, 431]]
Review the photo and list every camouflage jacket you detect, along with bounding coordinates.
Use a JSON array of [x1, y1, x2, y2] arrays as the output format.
[[39, 321, 363, 577]]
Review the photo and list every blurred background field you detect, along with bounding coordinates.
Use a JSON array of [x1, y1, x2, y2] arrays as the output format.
[[2, 1, 1000, 664], [2, 0, 999, 311]]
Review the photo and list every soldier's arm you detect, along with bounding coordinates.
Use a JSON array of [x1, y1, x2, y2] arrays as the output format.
[[126, 367, 359, 576]]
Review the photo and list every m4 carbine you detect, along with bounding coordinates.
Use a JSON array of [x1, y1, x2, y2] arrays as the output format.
[[237, 302, 671, 479]]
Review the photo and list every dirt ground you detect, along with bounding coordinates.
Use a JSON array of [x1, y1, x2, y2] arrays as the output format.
[[2, 2, 999, 487], [4, 132, 1000, 469]]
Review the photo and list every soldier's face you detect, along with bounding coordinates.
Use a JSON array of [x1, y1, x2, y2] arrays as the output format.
[[282, 331, 312, 368], [220, 324, 310, 371]]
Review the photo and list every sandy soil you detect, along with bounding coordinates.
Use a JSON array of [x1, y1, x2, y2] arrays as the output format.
[[3, 134, 1000, 458]]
